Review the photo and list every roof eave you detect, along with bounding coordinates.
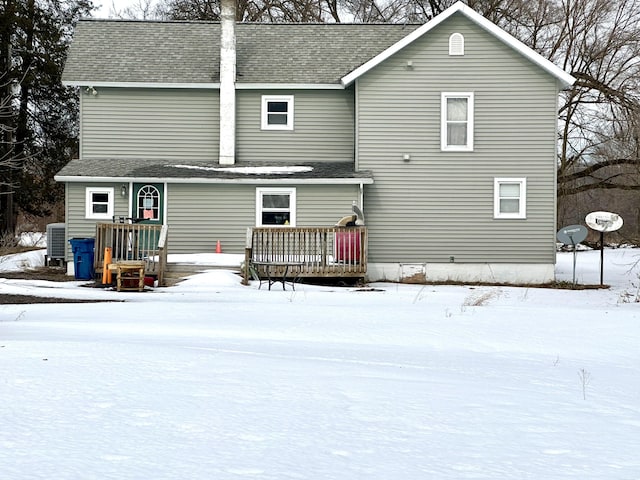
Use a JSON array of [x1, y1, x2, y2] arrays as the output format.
[[54, 175, 374, 185], [63, 81, 347, 90], [63, 80, 220, 89]]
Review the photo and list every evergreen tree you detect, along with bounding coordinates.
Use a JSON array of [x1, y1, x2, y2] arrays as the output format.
[[0, 0, 92, 234]]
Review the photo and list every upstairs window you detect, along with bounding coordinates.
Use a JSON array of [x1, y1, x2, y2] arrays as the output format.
[[494, 178, 527, 219], [449, 33, 465, 55], [256, 187, 296, 226], [85, 187, 114, 220], [441, 92, 474, 151], [261, 95, 294, 130]]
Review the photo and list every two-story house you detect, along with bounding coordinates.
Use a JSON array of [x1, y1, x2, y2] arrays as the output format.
[[56, 1, 575, 284]]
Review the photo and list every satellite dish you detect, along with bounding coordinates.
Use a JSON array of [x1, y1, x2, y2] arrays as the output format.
[[352, 204, 365, 225], [335, 215, 356, 227], [585, 211, 623, 233], [556, 225, 588, 245]]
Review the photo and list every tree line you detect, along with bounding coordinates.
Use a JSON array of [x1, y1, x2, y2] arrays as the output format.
[[1, 0, 639, 237]]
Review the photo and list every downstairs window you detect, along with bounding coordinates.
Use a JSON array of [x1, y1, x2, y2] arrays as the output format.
[[494, 178, 526, 219], [85, 187, 114, 220], [256, 187, 296, 226]]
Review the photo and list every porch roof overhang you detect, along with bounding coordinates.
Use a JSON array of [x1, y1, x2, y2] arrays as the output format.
[[54, 159, 374, 185]]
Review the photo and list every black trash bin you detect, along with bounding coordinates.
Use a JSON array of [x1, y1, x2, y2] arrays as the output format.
[[69, 238, 95, 280]]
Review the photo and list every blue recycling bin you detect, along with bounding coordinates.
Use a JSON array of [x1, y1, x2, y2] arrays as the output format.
[[69, 238, 95, 280]]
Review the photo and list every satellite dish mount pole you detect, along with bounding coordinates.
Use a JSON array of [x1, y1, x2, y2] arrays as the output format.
[[599, 231, 604, 286], [556, 225, 588, 286], [569, 235, 577, 285]]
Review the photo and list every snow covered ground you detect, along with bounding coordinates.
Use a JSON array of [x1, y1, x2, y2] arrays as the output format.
[[1, 248, 639, 479]]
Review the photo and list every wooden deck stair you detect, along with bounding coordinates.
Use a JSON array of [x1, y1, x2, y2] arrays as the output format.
[[163, 262, 241, 285]]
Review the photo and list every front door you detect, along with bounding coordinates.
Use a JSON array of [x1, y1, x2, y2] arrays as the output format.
[[132, 183, 164, 255], [133, 183, 163, 225]]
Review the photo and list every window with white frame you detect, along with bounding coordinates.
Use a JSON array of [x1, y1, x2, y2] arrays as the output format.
[[494, 178, 526, 219], [85, 187, 114, 219], [261, 95, 294, 130], [449, 33, 464, 55], [256, 187, 296, 226], [441, 92, 474, 151]]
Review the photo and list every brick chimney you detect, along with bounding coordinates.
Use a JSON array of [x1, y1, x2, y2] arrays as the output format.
[[219, 0, 236, 165]]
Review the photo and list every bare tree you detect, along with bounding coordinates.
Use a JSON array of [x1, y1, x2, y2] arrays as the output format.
[[156, 0, 405, 22], [108, 0, 161, 19], [550, 0, 640, 198]]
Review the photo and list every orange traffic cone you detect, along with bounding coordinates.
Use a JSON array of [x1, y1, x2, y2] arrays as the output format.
[[216, 240, 222, 253]]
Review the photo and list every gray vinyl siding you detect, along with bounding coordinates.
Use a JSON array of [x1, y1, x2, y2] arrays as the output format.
[[166, 183, 359, 254], [64, 182, 130, 260], [236, 90, 354, 163], [167, 184, 254, 254], [81, 88, 219, 160], [296, 185, 359, 225], [357, 14, 559, 264]]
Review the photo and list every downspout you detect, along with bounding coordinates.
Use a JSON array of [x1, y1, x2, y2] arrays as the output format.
[[219, 0, 236, 165]]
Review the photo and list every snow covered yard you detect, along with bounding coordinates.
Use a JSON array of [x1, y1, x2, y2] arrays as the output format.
[[1, 249, 640, 479]]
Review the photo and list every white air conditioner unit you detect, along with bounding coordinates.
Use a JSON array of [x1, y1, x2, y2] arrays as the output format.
[[46, 223, 66, 260]]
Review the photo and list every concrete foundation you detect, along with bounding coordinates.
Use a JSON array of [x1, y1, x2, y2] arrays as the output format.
[[366, 262, 555, 285]]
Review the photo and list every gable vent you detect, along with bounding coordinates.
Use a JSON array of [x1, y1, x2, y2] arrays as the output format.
[[449, 33, 464, 56]]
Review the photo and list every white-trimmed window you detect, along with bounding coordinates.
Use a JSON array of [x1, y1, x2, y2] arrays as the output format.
[[85, 187, 114, 220], [494, 178, 526, 219], [256, 187, 296, 226], [261, 95, 294, 130], [441, 92, 474, 151], [449, 33, 465, 55]]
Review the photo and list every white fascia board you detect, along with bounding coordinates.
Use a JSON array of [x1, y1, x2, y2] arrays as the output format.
[[63, 81, 220, 89], [340, 1, 576, 88], [55, 175, 374, 185], [236, 83, 344, 90]]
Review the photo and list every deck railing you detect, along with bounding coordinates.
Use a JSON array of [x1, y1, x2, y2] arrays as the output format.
[[249, 226, 367, 279], [94, 222, 168, 285]]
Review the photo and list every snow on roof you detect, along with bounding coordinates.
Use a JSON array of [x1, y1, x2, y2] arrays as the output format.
[[170, 165, 314, 175]]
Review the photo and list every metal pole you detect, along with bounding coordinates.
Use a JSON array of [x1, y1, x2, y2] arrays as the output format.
[[600, 231, 604, 285], [570, 238, 577, 285]]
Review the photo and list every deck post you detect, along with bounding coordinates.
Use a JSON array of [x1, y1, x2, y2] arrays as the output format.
[[243, 247, 252, 285], [322, 231, 327, 268]]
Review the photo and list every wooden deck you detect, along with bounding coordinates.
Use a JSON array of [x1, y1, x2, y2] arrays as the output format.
[[94, 222, 168, 285], [248, 226, 367, 281], [92, 223, 365, 287]]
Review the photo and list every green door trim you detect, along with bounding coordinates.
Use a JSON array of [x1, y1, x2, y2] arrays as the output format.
[[133, 183, 164, 225]]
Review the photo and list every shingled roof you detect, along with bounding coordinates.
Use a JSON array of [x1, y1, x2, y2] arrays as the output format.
[[56, 158, 374, 183], [62, 21, 421, 85]]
